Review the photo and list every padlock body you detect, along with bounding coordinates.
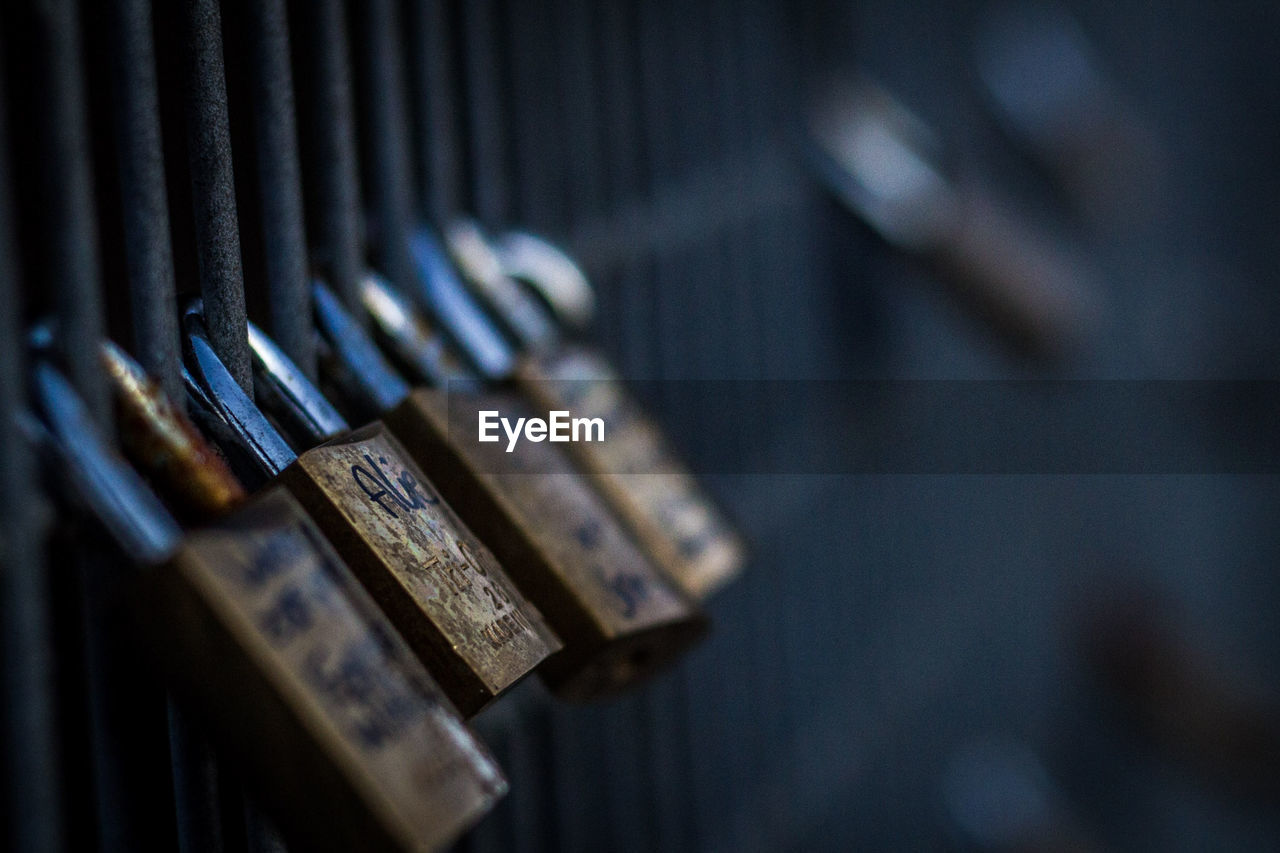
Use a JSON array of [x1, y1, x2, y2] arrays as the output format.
[[515, 345, 744, 600], [140, 487, 505, 852], [384, 388, 707, 701], [277, 421, 559, 716]]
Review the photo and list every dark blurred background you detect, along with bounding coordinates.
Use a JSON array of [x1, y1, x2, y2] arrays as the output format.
[[481, 0, 1280, 850], [5, 0, 1280, 850]]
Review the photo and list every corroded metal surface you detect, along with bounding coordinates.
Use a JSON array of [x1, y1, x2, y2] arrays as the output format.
[[516, 345, 745, 601], [101, 340, 247, 520], [149, 487, 506, 851], [385, 388, 706, 701], [279, 421, 560, 716]]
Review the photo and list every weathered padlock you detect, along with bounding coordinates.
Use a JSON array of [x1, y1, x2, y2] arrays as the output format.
[[805, 77, 1102, 358], [361, 264, 707, 701], [514, 347, 746, 602], [31, 355, 505, 853], [183, 303, 559, 717], [446, 225, 746, 602]]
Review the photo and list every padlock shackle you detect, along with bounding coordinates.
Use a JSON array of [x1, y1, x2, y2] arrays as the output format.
[[312, 279, 410, 415], [443, 219, 560, 355], [406, 226, 515, 381], [804, 76, 958, 252], [29, 359, 182, 566], [360, 272, 478, 388], [245, 319, 350, 448], [183, 303, 300, 478], [494, 230, 596, 334], [100, 340, 248, 519]]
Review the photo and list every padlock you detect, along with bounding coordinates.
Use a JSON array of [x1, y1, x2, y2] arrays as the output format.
[[805, 77, 1102, 358], [30, 355, 505, 853], [360, 266, 708, 701], [183, 303, 559, 717], [514, 347, 746, 603], [444, 226, 746, 602]]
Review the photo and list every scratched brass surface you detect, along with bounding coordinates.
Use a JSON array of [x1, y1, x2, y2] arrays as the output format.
[[277, 422, 559, 717], [515, 345, 745, 600], [384, 388, 707, 701], [142, 487, 505, 852]]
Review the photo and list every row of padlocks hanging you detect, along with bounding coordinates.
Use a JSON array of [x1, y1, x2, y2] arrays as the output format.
[[2, 1, 752, 849], [26, 220, 744, 851]]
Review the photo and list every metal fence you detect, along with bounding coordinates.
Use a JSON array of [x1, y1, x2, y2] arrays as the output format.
[[4, 0, 1280, 851]]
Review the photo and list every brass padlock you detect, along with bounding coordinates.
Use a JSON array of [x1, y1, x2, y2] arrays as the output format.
[[31, 356, 505, 853], [514, 347, 745, 602], [183, 304, 559, 717], [362, 260, 707, 701], [447, 225, 746, 601]]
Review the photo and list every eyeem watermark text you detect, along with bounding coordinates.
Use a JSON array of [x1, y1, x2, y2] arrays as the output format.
[[478, 410, 605, 452]]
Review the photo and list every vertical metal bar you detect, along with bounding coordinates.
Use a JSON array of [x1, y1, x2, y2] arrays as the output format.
[[731, 4, 802, 844], [402, 0, 462, 222], [467, 8, 564, 851], [0, 22, 63, 850], [578, 5, 669, 852], [25, 0, 111, 428], [634, 0, 689, 387], [630, 4, 740, 850], [600, 696, 654, 853], [105, 0, 181, 402], [498, 1, 564, 232], [546, 704, 612, 852], [703, 5, 776, 846], [595, 0, 655, 375], [20, 3, 183, 849], [456, 0, 509, 227], [514, 700, 562, 853], [592, 12, 695, 851], [187, 9, 295, 846], [164, 708, 226, 853], [555, 0, 606, 230], [182, 0, 252, 393], [541, 6, 617, 851], [243, 0, 315, 378], [22, 2, 174, 848], [349, 0, 418, 297], [72, 544, 181, 853], [288, 0, 363, 312], [703, 4, 776, 848], [101, 3, 228, 849]]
